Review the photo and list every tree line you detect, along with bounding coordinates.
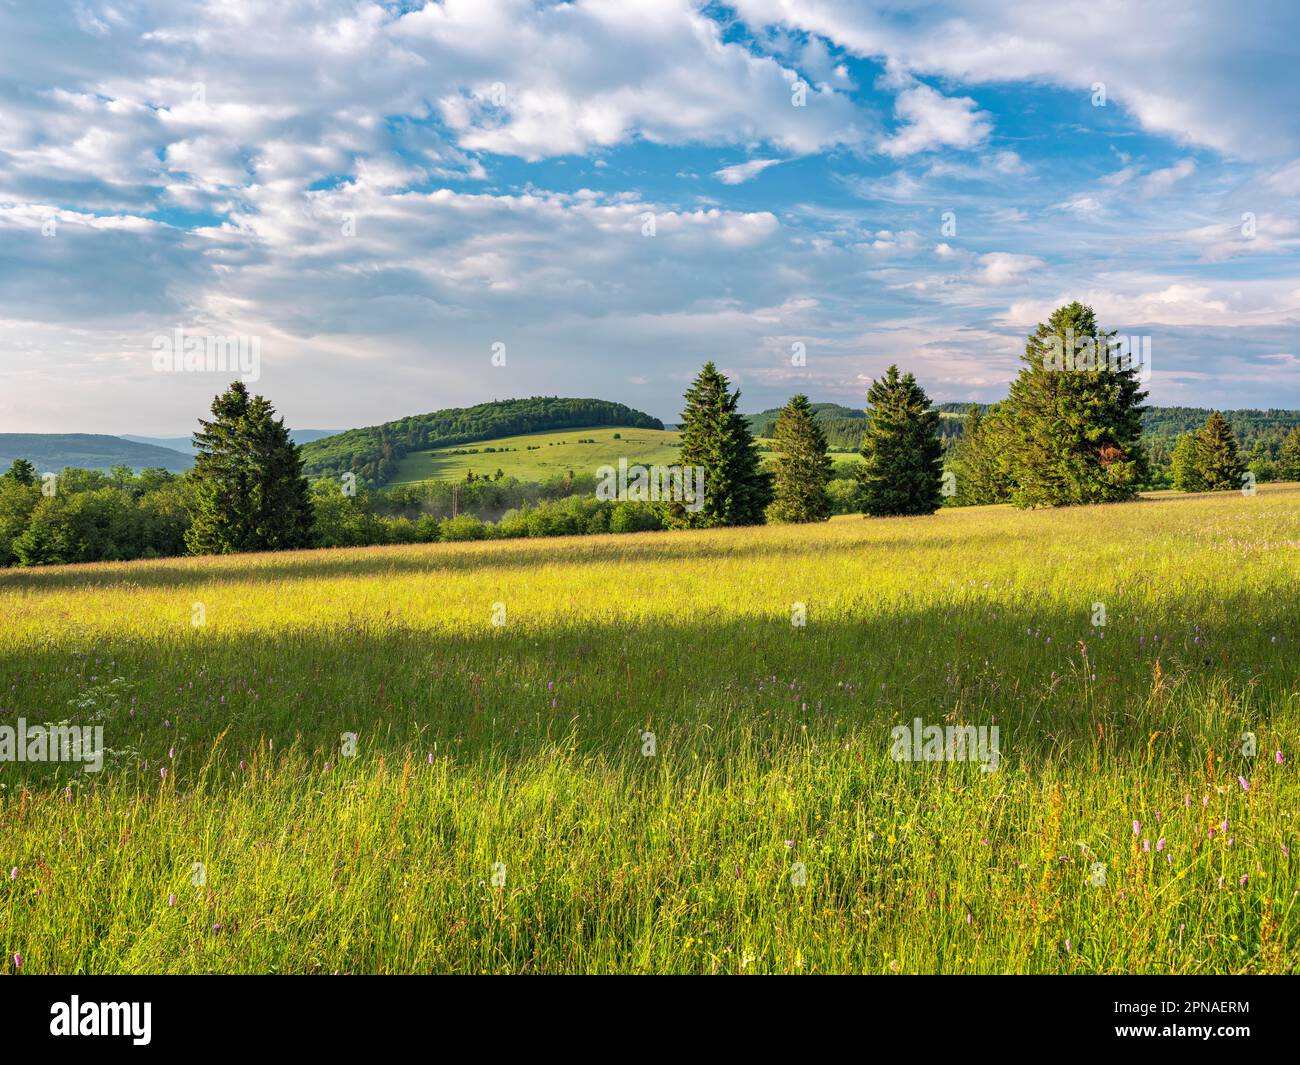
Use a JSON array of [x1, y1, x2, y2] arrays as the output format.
[[3, 300, 1297, 567]]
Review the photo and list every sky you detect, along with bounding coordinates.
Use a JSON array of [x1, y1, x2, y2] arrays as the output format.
[[0, 0, 1298, 434]]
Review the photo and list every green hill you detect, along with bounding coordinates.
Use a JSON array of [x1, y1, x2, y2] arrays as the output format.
[[0, 434, 194, 473], [389, 426, 682, 484], [301, 397, 664, 485]]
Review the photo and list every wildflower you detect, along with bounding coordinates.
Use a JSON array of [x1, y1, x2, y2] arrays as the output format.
[[966, 913, 972, 925], [1277, 750, 1285, 765], [12, 953, 19, 969], [1156, 838, 1166, 852], [1132, 820, 1140, 836], [1065, 939, 1071, 953], [169, 747, 175, 760], [324, 762, 331, 772], [427, 752, 434, 765], [238, 760, 246, 770], [784, 840, 794, 849], [168, 893, 175, 907], [1240, 875, 1248, 887], [160, 767, 167, 781], [1143, 838, 1150, 853], [1238, 775, 1249, 792]]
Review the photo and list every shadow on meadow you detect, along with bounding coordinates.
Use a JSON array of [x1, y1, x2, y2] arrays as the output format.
[[0, 525, 1023, 592], [0, 588, 1292, 794]]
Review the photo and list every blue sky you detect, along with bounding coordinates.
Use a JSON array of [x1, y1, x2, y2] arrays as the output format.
[[1, 0, 1297, 433]]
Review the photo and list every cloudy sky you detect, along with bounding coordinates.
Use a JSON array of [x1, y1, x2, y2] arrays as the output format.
[[1, 0, 1298, 434]]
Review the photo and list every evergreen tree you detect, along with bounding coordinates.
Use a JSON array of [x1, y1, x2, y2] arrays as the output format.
[[857, 365, 944, 517], [1002, 302, 1147, 508], [1278, 425, 1300, 482], [950, 403, 1010, 506], [4, 458, 37, 486], [245, 393, 315, 549], [769, 394, 833, 523], [1196, 411, 1245, 491], [1170, 431, 1204, 492], [186, 381, 313, 554], [667, 362, 771, 528]]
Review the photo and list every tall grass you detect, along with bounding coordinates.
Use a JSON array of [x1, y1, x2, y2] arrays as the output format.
[[1, 485, 1297, 972]]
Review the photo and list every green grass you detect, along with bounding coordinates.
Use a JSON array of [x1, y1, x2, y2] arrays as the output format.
[[1, 485, 1298, 973], [387, 426, 683, 485]]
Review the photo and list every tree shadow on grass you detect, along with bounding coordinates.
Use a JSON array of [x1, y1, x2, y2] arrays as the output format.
[[0, 590, 1292, 794]]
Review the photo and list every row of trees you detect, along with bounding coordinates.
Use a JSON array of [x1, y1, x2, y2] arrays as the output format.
[[1168, 412, 1300, 491], [670, 301, 1157, 526], [2, 300, 1293, 565], [661, 360, 943, 526]]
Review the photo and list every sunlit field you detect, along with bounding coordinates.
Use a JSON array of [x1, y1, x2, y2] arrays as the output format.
[[387, 425, 683, 485], [2, 485, 1298, 974]]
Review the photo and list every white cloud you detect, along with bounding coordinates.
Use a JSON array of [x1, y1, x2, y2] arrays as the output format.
[[728, 0, 1300, 161], [879, 81, 992, 157], [977, 252, 1044, 285], [714, 158, 786, 185]]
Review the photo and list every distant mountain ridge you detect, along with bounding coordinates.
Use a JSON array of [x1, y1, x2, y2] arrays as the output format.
[[0, 434, 194, 473], [121, 429, 342, 456]]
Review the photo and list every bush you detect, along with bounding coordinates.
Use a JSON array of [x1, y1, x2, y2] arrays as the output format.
[[609, 501, 663, 533], [439, 514, 487, 541]]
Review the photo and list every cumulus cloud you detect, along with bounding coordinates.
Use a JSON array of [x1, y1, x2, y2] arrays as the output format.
[[879, 81, 993, 158]]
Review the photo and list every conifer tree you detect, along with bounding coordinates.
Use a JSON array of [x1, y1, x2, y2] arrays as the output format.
[[4, 459, 37, 486], [857, 365, 943, 516], [1170, 431, 1205, 492], [1002, 301, 1147, 508], [769, 394, 833, 523], [1195, 411, 1245, 491], [667, 362, 771, 528], [186, 381, 313, 554], [1277, 425, 1300, 482], [950, 404, 1011, 506]]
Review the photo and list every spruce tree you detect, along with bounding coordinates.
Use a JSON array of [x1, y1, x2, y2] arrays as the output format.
[[857, 365, 943, 517], [186, 381, 314, 554], [769, 394, 832, 523], [4, 458, 37, 486], [1002, 301, 1147, 508], [950, 404, 1011, 506], [1278, 426, 1300, 482], [245, 393, 315, 549], [1196, 412, 1245, 491], [667, 362, 771, 528], [1170, 431, 1205, 492]]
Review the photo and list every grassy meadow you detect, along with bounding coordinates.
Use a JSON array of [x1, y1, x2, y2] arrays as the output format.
[[1, 484, 1298, 973], [387, 425, 683, 484]]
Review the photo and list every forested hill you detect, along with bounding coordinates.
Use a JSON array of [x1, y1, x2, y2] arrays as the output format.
[[748, 402, 1300, 455], [300, 397, 664, 484]]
